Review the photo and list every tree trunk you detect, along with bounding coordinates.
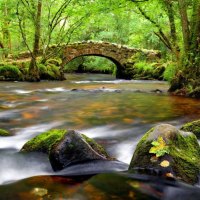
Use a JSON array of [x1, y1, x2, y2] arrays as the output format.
[[178, 0, 190, 54], [190, 1, 200, 64], [28, 0, 42, 81], [2, 0, 11, 59], [169, 1, 200, 97], [164, 0, 180, 63]]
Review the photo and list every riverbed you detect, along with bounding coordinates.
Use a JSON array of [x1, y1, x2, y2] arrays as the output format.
[[0, 74, 200, 198]]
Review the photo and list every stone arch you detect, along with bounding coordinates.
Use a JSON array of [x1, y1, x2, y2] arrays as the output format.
[[60, 41, 159, 79]]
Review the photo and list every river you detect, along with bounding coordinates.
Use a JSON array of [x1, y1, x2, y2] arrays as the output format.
[[0, 73, 200, 199]]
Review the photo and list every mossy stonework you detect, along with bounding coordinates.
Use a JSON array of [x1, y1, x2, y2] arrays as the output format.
[[181, 120, 200, 139], [129, 124, 200, 184], [0, 129, 11, 137]]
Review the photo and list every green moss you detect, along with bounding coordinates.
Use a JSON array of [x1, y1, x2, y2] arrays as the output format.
[[21, 129, 67, 154], [38, 63, 61, 80], [39, 64, 47, 74], [81, 134, 109, 158], [129, 128, 154, 168], [0, 65, 23, 80], [129, 124, 200, 184], [46, 58, 62, 66], [0, 129, 11, 137], [181, 120, 200, 138], [170, 133, 200, 183], [163, 62, 176, 82]]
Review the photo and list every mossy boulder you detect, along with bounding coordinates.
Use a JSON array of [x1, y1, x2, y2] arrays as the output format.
[[0, 129, 11, 136], [38, 64, 62, 80], [129, 124, 200, 184], [181, 120, 200, 138], [21, 129, 112, 171], [0, 65, 24, 81], [21, 129, 67, 154], [49, 130, 112, 171]]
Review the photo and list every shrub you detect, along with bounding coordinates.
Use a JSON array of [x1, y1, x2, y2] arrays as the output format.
[[39, 64, 47, 75], [134, 61, 153, 73], [39, 63, 61, 80], [46, 58, 62, 66], [163, 63, 177, 82]]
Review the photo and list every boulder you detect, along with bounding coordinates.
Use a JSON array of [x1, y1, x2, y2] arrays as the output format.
[[129, 124, 200, 184], [0, 128, 11, 136], [49, 130, 112, 171], [181, 120, 200, 139], [21, 129, 67, 154], [21, 129, 112, 171]]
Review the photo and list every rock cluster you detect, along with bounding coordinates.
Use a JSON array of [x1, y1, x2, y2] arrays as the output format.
[[21, 120, 200, 184]]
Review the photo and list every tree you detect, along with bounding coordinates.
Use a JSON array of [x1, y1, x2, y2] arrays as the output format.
[[17, 0, 90, 81], [131, 0, 200, 97], [29, 0, 42, 81], [0, 0, 12, 59]]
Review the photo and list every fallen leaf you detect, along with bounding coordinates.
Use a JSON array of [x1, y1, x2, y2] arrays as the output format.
[[160, 160, 170, 167], [165, 173, 174, 178]]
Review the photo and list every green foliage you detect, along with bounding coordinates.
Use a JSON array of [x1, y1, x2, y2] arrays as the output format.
[[163, 63, 177, 82], [134, 61, 153, 73], [65, 56, 115, 74], [38, 64, 47, 74], [149, 136, 170, 157], [134, 61, 164, 80], [83, 57, 115, 73], [39, 63, 61, 80], [46, 58, 62, 66]]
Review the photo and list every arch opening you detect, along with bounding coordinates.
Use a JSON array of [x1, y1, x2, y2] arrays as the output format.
[[63, 54, 123, 77]]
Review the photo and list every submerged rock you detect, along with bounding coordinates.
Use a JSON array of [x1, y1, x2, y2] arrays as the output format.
[[21, 129, 112, 171], [129, 124, 200, 184], [0, 128, 11, 137], [181, 119, 200, 139]]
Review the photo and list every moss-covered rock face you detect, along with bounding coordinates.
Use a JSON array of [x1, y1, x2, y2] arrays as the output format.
[[21, 129, 67, 154], [49, 130, 112, 171], [0, 65, 24, 81], [181, 120, 200, 138], [129, 124, 200, 184], [0, 129, 11, 137], [21, 129, 112, 171]]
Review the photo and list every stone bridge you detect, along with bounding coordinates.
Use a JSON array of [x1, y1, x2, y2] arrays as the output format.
[[60, 41, 160, 79]]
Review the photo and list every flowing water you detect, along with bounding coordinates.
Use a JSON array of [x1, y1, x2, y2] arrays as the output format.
[[0, 73, 200, 198]]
